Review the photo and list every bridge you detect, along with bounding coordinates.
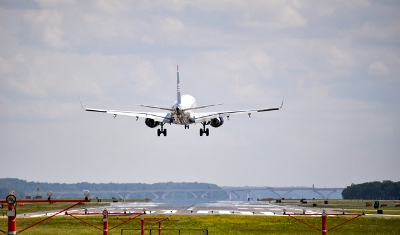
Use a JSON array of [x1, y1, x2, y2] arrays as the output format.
[[222, 187, 344, 200], [26, 187, 344, 201]]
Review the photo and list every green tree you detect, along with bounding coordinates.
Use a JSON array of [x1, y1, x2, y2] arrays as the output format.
[[342, 181, 400, 199]]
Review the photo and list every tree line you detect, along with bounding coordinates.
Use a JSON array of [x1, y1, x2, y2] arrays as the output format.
[[0, 178, 221, 198], [342, 180, 400, 200]]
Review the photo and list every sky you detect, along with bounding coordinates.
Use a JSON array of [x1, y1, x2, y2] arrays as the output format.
[[0, 0, 399, 188]]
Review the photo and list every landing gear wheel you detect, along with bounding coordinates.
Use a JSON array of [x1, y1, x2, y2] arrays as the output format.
[[158, 128, 167, 136], [157, 123, 167, 136], [200, 122, 210, 136]]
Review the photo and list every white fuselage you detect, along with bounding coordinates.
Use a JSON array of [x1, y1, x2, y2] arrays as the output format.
[[171, 94, 197, 125]]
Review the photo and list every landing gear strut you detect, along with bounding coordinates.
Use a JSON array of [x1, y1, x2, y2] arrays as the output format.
[[200, 122, 209, 136], [157, 123, 167, 136]]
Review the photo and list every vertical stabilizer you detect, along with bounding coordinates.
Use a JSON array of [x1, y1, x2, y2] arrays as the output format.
[[177, 65, 181, 104]]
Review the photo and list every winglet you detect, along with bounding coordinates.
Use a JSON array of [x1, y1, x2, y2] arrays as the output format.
[[79, 97, 85, 110], [280, 96, 284, 109]]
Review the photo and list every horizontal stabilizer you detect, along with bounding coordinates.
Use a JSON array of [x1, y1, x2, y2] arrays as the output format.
[[136, 104, 173, 111], [182, 103, 222, 112]]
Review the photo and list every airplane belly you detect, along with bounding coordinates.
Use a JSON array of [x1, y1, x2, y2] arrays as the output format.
[[172, 113, 194, 125]]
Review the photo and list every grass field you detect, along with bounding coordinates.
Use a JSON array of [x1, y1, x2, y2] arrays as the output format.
[[1, 214, 400, 234]]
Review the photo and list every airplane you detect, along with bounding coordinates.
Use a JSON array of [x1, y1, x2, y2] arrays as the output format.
[[80, 66, 283, 137]]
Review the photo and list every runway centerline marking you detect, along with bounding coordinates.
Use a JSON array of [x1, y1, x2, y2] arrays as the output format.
[[218, 210, 231, 214]]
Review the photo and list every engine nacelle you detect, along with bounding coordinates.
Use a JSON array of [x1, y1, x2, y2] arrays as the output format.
[[189, 116, 196, 124], [210, 117, 224, 128], [145, 118, 160, 128]]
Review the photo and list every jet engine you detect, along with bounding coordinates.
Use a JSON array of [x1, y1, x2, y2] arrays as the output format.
[[145, 118, 160, 128], [210, 117, 224, 128], [188, 116, 196, 123]]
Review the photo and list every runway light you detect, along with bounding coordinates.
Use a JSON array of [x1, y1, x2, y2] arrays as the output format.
[[46, 191, 53, 201], [83, 190, 90, 200], [83, 190, 90, 197], [6, 195, 17, 205]]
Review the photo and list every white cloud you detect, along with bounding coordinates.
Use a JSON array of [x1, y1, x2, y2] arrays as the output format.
[[0, 50, 162, 119], [0, 57, 13, 74], [361, 21, 400, 43], [368, 61, 390, 77], [92, 0, 133, 14], [327, 47, 357, 70], [141, 36, 154, 45], [159, 17, 185, 33], [24, 9, 70, 49], [238, 1, 307, 29], [181, 49, 276, 104], [34, 0, 76, 8], [1, 0, 399, 187]]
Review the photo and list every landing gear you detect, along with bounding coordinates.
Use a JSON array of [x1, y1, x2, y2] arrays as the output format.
[[200, 128, 209, 136], [157, 123, 167, 136], [200, 122, 209, 136], [184, 125, 189, 129]]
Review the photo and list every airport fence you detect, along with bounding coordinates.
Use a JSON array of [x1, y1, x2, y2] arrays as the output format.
[[120, 228, 208, 235]]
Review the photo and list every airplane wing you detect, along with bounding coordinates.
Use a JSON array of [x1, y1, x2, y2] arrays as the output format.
[[81, 101, 169, 122], [85, 108, 169, 121], [194, 108, 278, 123], [194, 99, 283, 123]]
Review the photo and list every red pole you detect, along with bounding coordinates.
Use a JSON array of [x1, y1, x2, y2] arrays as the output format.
[[141, 216, 145, 235], [159, 220, 162, 235], [8, 204, 17, 235], [6, 195, 17, 235], [322, 210, 327, 235], [102, 210, 108, 235]]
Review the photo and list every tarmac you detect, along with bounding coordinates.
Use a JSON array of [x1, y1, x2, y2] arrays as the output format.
[[19, 200, 400, 218]]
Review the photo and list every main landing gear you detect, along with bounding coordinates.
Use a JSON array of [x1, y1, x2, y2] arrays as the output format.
[[157, 123, 167, 136], [200, 122, 209, 136]]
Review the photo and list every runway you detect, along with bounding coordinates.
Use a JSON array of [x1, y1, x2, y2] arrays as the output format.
[[73, 201, 325, 216], [23, 200, 400, 219]]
